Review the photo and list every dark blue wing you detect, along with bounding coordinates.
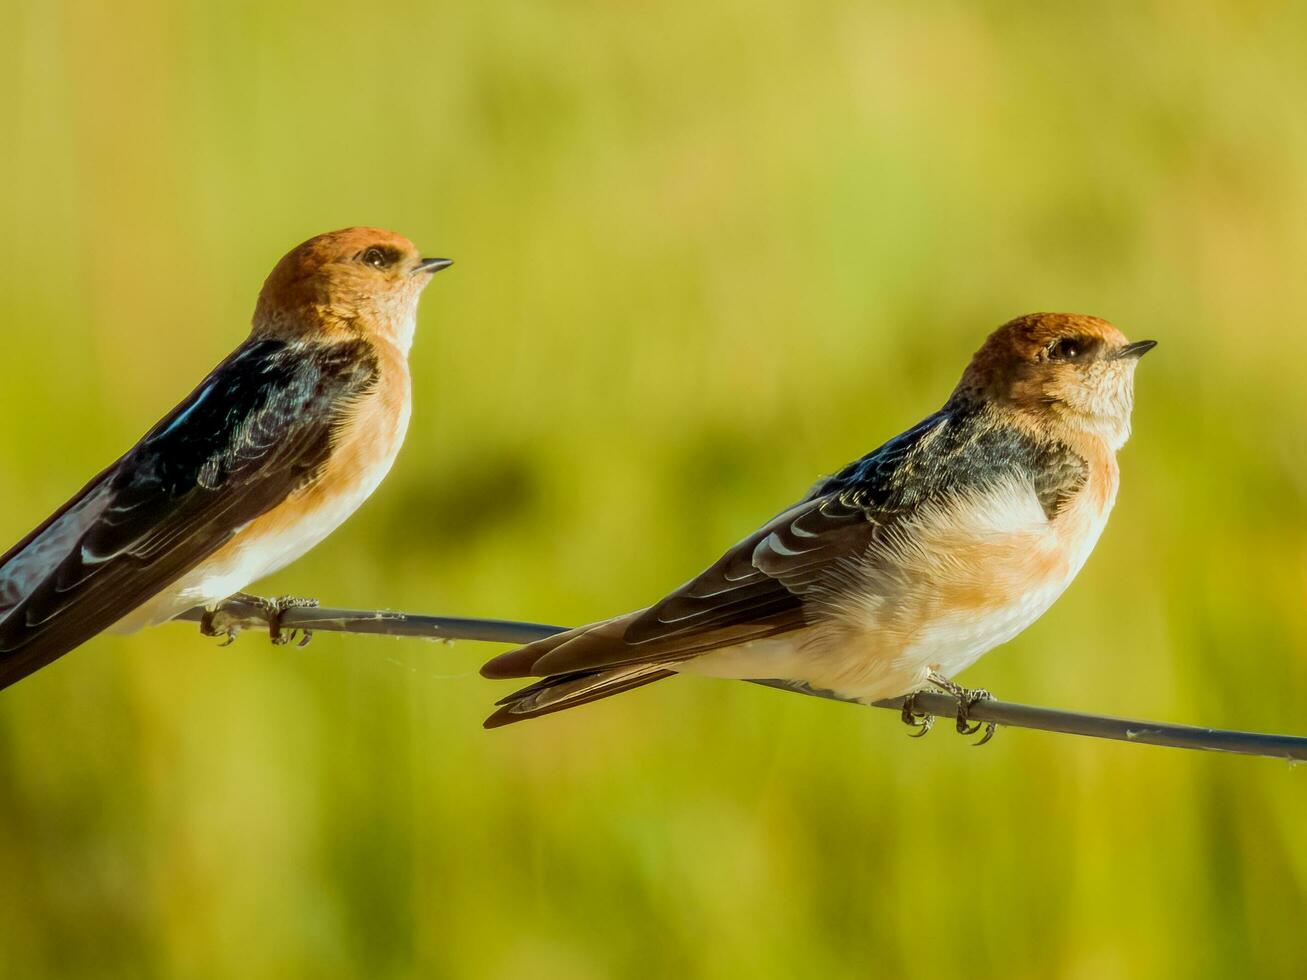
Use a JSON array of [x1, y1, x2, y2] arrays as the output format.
[[483, 412, 957, 679], [0, 337, 378, 689], [614, 414, 959, 651]]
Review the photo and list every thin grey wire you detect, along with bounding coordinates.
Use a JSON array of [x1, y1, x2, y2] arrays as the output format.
[[175, 602, 1307, 763]]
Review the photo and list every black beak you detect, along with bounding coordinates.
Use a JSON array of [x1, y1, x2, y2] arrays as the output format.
[[413, 257, 454, 275], [1112, 340, 1157, 360]]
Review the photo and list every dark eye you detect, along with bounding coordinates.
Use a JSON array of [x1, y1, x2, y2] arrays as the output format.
[[1047, 337, 1083, 361], [361, 246, 391, 268]]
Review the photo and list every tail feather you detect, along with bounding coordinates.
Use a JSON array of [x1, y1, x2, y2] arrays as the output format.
[[0, 610, 115, 691], [479, 611, 645, 680], [480, 604, 798, 683], [480, 603, 805, 726], [484, 663, 676, 728]]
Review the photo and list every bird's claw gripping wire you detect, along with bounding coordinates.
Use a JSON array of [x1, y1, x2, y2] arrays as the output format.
[[900, 692, 934, 737], [198, 606, 239, 646], [928, 671, 998, 746], [260, 595, 320, 647], [198, 593, 320, 648]]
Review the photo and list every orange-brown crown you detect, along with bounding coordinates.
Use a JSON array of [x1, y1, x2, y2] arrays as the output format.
[[952, 312, 1152, 449], [252, 227, 444, 351], [954, 313, 1127, 402]]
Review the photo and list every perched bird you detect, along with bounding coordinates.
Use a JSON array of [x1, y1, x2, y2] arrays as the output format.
[[0, 227, 452, 691], [482, 313, 1154, 733]]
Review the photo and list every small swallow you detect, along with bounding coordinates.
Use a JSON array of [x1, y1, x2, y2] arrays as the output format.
[[482, 313, 1155, 733], [0, 227, 452, 690]]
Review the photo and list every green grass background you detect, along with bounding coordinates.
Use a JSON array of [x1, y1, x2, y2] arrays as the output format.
[[2, 1, 1306, 977]]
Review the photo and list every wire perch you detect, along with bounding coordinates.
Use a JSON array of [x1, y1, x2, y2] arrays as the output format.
[[175, 601, 1307, 763]]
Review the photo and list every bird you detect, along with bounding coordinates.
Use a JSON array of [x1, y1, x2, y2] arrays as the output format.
[[481, 313, 1155, 734], [0, 227, 452, 691]]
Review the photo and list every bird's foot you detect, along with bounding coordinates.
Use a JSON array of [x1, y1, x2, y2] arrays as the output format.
[[927, 671, 997, 746], [198, 607, 240, 647], [900, 691, 934, 738], [201, 593, 320, 648], [246, 594, 320, 647]]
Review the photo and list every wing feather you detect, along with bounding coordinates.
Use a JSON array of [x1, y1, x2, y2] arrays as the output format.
[[0, 337, 378, 690], [517, 493, 883, 677]]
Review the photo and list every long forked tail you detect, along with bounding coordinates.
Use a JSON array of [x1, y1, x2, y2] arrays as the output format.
[[484, 662, 676, 728], [480, 610, 683, 727]]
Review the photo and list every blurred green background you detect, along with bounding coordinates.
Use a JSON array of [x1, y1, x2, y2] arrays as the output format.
[[2, 1, 1307, 977]]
